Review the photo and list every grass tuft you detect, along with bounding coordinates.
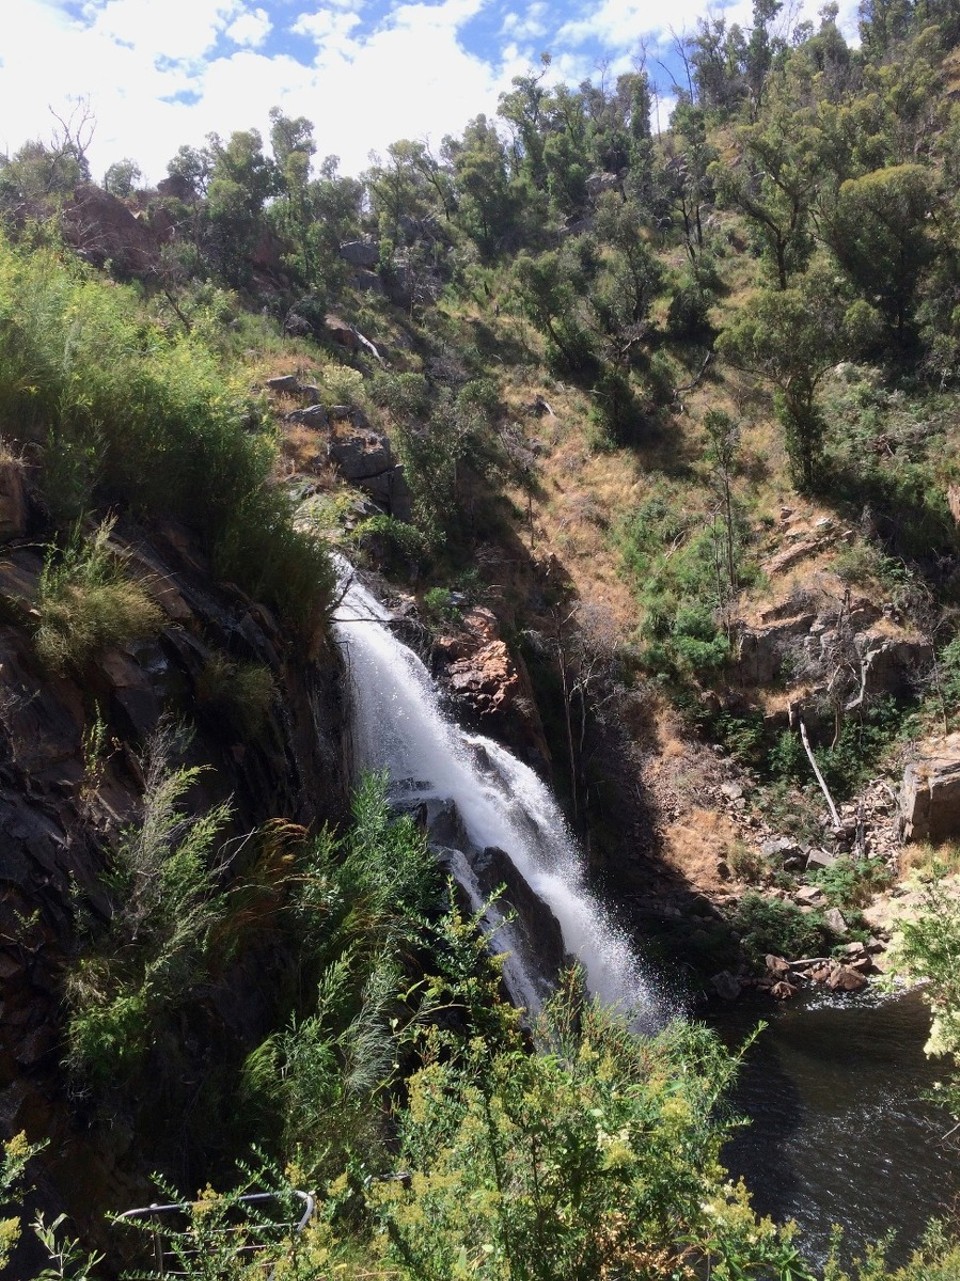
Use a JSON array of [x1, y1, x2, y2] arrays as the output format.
[[34, 517, 163, 674]]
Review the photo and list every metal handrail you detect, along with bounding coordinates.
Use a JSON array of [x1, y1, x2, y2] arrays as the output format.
[[115, 1190, 315, 1277]]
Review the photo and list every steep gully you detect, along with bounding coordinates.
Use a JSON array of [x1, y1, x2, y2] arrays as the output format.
[[333, 561, 958, 1265]]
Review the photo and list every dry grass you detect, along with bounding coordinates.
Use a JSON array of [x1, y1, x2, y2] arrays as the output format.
[[660, 807, 745, 894], [36, 576, 163, 674], [34, 521, 164, 674], [899, 841, 960, 879]]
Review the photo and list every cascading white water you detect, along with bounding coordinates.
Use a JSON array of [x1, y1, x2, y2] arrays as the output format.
[[333, 564, 666, 1027]]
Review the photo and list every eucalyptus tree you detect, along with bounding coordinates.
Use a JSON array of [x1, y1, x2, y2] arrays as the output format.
[[713, 84, 820, 288], [718, 266, 876, 490], [823, 162, 937, 348]]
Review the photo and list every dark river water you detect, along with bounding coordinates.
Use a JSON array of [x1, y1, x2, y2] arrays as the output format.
[[710, 987, 960, 1268]]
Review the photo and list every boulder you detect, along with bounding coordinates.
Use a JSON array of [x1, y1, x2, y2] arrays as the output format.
[[266, 375, 319, 404], [327, 428, 412, 521], [825, 963, 868, 993], [586, 171, 621, 199], [324, 314, 359, 351], [794, 884, 827, 906], [761, 836, 803, 862], [473, 845, 568, 983], [447, 641, 521, 720], [823, 906, 848, 935], [806, 848, 838, 871], [286, 404, 329, 428], [328, 429, 393, 482], [266, 374, 301, 394], [770, 979, 798, 999], [463, 606, 499, 644], [711, 970, 742, 1000], [731, 614, 816, 685], [61, 184, 160, 277], [436, 620, 552, 774], [328, 404, 371, 429], [352, 269, 385, 295], [339, 239, 380, 269], [900, 734, 960, 842], [764, 535, 835, 576], [847, 634, 932, 710]]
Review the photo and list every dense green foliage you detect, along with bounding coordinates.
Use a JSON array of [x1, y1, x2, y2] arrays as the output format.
[[0, 235, 334, 637], [893, 877, 960, 1119]]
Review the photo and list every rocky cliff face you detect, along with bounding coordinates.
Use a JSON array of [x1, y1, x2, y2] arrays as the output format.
[[0, 503, 348, 1253], [433, 606, 553, 778]]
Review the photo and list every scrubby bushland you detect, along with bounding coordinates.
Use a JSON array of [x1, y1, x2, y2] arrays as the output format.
[[0, 235, 333, 640]]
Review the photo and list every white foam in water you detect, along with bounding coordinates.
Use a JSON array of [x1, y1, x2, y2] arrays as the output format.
[[333, 560, 667, 1028]]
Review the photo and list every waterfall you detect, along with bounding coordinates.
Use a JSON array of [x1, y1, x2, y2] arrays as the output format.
[[333, 564, 666, 1028]]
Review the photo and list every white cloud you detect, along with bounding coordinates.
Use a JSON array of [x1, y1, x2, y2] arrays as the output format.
[[226, 6, 272, 46], [382, 0, 488, 33], [81, 0, 245, 62], [557, 0, 857, 54], [292, 7, 364, 59], [500, 3, 548, 41]]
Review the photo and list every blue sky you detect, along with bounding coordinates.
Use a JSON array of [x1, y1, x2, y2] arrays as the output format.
[[3, 0, 858, 185]]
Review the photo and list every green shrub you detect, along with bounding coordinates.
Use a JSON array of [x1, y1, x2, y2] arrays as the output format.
[[818, 697, 902, 800], [321, 362, 365, 405], [619, 486, 753, 692], [588, 366, 642, 447], [354, 513, 431, 576], [421, 585, 461, 626], [369, 370, 431, 419], [893, 878, 960, 1120], [767, 729, 807, 784], [197, 654, 276, 739], [65, 722, 232, 1084], [667, 277, 713, 340], [810, 855, 893, 912], [729, 841, 767, 883], [374, 974, 815, 1281], [732, 891, 832, 963], [1, 1133, 44, 1272], [34, 518, 163, 674], [713, 711, 765, 765]]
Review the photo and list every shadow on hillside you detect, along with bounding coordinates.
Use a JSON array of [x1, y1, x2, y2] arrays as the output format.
[[825, 461, 960, 574]]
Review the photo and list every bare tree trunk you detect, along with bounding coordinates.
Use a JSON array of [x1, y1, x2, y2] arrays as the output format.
[[799, 718, 842, 831]]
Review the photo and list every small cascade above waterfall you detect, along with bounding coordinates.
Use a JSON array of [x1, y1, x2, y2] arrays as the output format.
[[333, 562, 667, 1027]]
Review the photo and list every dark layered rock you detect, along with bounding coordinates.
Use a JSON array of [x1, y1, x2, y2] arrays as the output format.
[[339, 239, 380, 269], [0, 516, 348, 1259], [472, 845, 569, 986], [327, 427, 412, 521], [849, 634, 931, 709], [732, 612, 817, 685], [61, 184, 162, 277], [731, 591, 930, 713]]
